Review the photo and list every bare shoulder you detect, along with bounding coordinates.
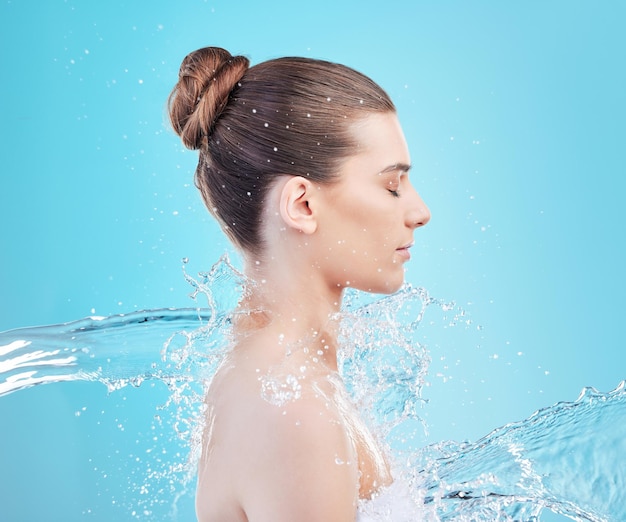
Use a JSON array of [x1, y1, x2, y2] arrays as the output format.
[[198, 339, 360, 522]]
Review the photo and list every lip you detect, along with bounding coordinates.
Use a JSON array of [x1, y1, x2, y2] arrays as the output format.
[[395, 243, 413, 261]]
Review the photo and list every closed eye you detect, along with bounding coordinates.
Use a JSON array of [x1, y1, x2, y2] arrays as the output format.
[[379, 163, 409, 197], [386, 179, 401, 198]]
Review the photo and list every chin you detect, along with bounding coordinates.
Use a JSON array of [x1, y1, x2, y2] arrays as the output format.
[[343, 266, 406, 295], [358, 276, 405, 295], [382, 281, 404, 295]]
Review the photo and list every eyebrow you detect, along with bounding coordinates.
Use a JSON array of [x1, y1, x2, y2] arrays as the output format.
[[379, 163, 412, 174]]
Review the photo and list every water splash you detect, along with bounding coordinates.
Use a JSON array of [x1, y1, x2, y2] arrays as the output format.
[[1, 255, 625, 521], [337, 285, 626, 521], [0, 255, 243, 398], [411, 381, 626, 521], [0, 308, 208, 396]]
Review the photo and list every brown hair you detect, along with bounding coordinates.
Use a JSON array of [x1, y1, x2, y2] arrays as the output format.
[[168, 46, 395, 255]]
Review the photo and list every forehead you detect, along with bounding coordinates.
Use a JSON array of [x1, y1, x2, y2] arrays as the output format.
[[349, 112, 410, 170]]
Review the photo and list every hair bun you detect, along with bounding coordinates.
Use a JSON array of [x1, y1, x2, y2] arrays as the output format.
[[168, 47, 249, 150]]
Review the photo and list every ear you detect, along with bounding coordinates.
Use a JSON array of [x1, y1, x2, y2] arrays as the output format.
[[278, 176, 318, 235]]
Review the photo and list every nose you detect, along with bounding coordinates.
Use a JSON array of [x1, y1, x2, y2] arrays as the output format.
[[405, 189, 431, 229]]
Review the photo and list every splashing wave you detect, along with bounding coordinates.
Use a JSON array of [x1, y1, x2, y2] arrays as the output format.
[[1, 256, 624, 520]]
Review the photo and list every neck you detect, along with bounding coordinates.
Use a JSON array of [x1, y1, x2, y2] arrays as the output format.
[[232, 255, 345, 369]]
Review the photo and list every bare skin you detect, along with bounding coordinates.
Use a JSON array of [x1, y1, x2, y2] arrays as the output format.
[[196, 112, 430, 522]]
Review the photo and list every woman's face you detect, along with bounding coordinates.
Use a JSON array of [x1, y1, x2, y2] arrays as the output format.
[[314, 112, 430, 295]]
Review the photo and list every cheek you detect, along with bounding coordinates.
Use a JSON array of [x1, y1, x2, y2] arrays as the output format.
[[345, 197, 390, 228], [358, 211, 395, 247], [324, 192, 396, 253]]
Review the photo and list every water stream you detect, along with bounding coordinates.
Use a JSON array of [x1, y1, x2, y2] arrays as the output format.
[[1, 256, 624, 521]]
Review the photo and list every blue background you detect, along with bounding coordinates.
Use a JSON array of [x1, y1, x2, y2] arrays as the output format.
[[1, 1, 624, 520]]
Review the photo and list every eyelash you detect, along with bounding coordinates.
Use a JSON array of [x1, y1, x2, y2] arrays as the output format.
[[384, 172, 406, 198]]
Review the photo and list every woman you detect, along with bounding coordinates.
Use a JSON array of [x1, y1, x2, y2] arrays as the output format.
[[168, 46, 430, 521]]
